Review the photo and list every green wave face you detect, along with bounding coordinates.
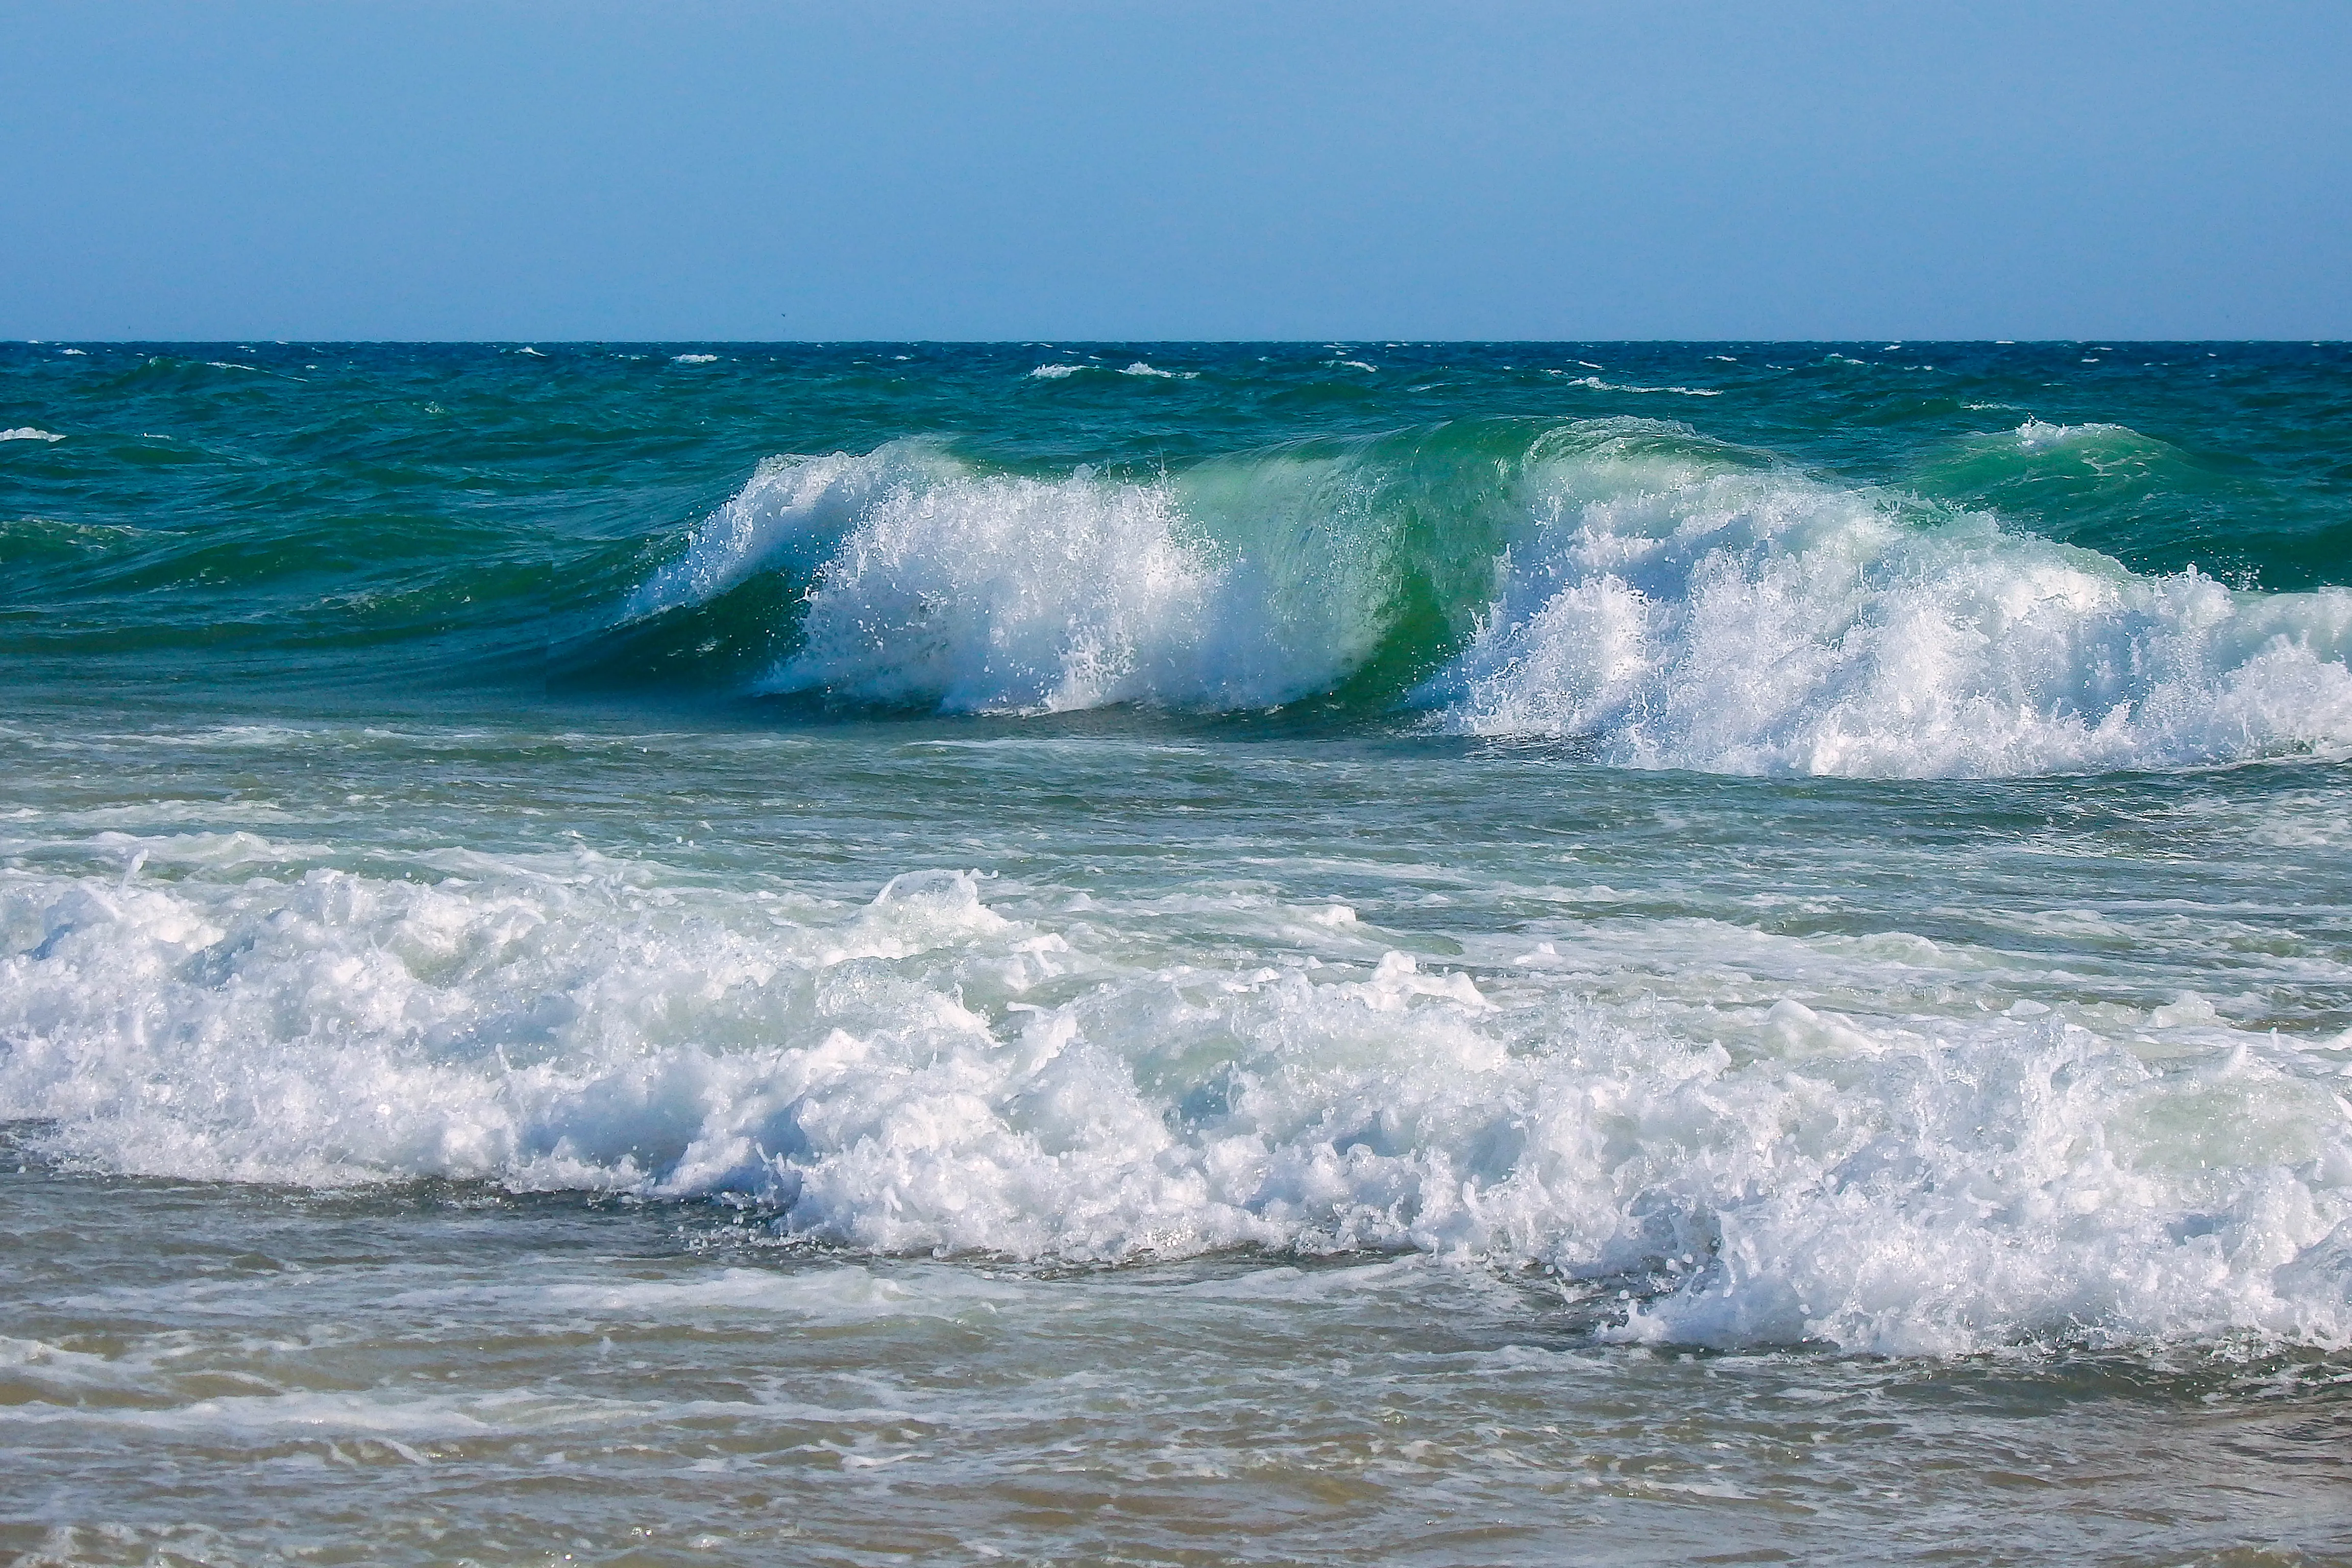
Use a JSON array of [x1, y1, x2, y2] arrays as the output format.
[[1908, 417, 2352, 590]]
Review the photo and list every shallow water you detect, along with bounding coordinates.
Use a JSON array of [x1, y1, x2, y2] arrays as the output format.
[[7, 1162, 2350, 1567], [3, 342, 2350, 1562]]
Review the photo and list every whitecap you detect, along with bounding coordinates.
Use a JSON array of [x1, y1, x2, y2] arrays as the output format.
[[1551, 373, 1723, 397], [1428, 446, 2352, 777], [2014, 417, 2134, 451]]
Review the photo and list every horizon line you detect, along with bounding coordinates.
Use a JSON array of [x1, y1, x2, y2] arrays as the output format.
[[14, 336, 2349, 348]]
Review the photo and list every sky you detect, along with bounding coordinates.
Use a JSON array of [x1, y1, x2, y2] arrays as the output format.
[[3, 1, 2348, 341]]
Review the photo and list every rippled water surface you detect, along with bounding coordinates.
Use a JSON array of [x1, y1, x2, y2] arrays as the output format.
[[3, 342, 2350, 1563]]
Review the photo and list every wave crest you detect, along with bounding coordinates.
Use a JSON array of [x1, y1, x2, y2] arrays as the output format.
[[1432, 454, 2352, 775], [622, 423, 2352, 776]]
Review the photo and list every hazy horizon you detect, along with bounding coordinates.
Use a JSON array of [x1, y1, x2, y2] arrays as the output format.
[[19, 336, 2350, 346]]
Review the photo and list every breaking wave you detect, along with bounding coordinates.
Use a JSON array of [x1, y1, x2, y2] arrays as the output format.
[[608, 420, 2352, 777], [7, 839, 2351, 1356]]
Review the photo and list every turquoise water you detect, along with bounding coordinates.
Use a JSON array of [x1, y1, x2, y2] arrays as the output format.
[[4, 342, 2351, 1564]]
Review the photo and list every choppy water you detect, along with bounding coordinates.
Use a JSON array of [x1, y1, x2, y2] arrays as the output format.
[[4, 341, 2351, 1564]]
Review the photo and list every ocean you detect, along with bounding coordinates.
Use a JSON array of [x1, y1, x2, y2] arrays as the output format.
[[3, 341, 2349, 1564]]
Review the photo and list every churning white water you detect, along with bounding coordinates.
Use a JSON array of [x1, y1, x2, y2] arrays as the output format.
[[8, 717, 2352, 1360], [8, 705, 2352, 1565]]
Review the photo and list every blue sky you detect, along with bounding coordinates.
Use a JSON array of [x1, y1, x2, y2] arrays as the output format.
[[4, 1, 2347, 340]]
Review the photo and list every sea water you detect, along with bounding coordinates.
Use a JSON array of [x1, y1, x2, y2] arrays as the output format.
[[3, 341, 2349, 1563]]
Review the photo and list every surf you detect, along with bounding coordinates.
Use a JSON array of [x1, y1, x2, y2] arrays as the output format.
[[591, 418, 2352, 777]]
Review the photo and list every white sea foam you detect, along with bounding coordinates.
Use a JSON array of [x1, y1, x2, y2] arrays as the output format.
[[760, 472, 1349, 712], [5, 841, 2351, 1356], [1, 427, 64, 442], [765, 471, 1234, 711], [671, 353, 719, 364], [634, 442, 1393, 713], [1028, 363, 1086, 378], [1429, 431, 2352, 776], [626, 443, 955, 618]]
